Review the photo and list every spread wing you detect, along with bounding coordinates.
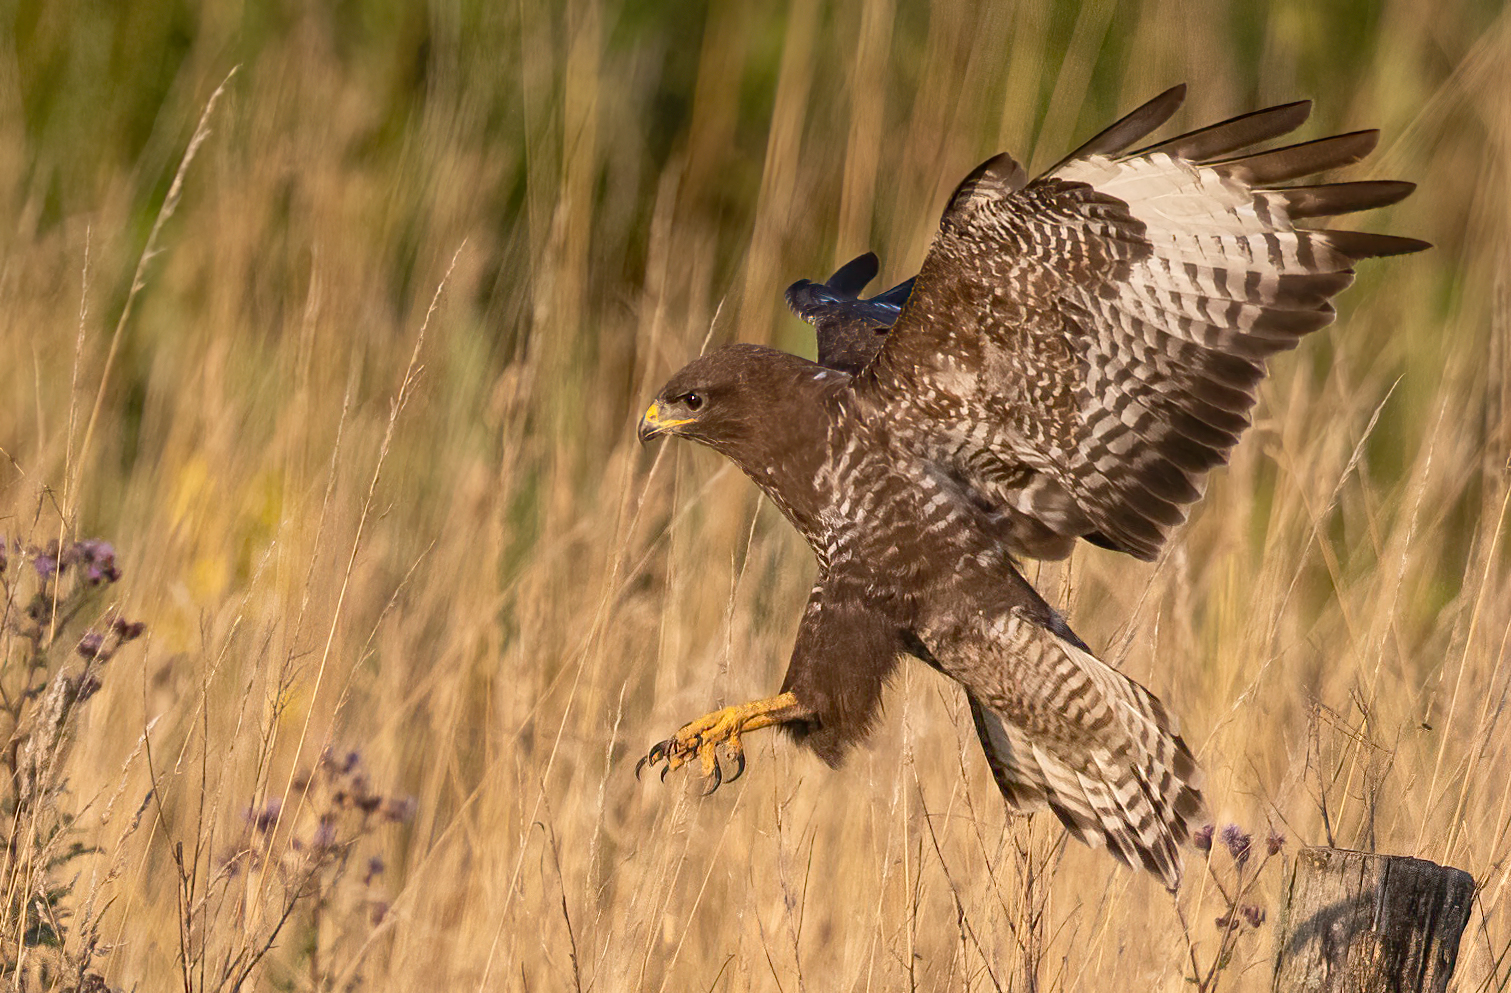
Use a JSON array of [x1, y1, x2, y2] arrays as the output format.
[[786, 253, 916, 374], [853, 85, 1428, 560]]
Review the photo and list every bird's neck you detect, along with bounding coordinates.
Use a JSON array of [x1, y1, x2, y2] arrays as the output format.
[[714, 379, 839, 545]]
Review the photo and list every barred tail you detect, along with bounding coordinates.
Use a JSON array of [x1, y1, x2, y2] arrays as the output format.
[[967, 621, 1205, 889]]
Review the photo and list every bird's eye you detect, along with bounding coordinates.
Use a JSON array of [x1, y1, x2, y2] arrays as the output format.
[[682, 392, 704, 411]]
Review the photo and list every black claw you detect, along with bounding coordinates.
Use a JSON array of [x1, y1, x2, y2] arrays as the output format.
[[637, 739, 671, 780], [660, 763, 671, 783], [702, 756, 723, 795], [727, 749, 746, 784]]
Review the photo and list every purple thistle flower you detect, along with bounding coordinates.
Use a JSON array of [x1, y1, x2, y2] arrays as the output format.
[[252, 798, 283, 833], [1221, 824, 1252, 867], [381, 796, 417, 824], [34, 552, 57, 580], [311, 814, 338, 851], [1192, 823, 1214, 852], [75, 539, 120, 585], [76, 539, 115, 564], [1266, 830, 1286, 857], [1241, 904, 1266, 928], [77, 632, 105, 659]]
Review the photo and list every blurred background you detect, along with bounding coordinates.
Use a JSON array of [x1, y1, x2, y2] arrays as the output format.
[[0, 0, 1507, 989]]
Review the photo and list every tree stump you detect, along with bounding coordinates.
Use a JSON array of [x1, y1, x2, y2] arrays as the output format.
[[1271, 847, 1475, 993]]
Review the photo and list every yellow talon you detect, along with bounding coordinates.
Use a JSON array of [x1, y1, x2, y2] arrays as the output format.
[[638, 692, 802, 793]]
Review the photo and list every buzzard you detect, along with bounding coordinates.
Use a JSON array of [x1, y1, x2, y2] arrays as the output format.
[[635, 85, 1425, 888]]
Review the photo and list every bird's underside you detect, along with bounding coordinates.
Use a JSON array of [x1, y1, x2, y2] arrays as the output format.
[[634, 84, 1426, 890]]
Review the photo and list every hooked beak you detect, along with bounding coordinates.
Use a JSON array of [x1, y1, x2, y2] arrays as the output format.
[[637, 401, 695, 444]]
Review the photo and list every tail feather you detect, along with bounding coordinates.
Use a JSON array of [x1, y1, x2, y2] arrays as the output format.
[[965, 613, 1205, 890]]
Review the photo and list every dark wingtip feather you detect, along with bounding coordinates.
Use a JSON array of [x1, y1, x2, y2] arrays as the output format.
[[1212, 130, 1380, 185], [1322, 230, 1433, 260], [1174, 782, 1205, 821], [825, 252, 880, 295], [875, 276, 917, 307], [1275, 180, 1416, 219], [1048, 84, 1188, 174], [1098, 518, 1162, 561], [1135, 99, 1312, 162], [1107, 494, 1178, 548], [1252, 304, 1337, 338], [1269, 270, 1357, 307]]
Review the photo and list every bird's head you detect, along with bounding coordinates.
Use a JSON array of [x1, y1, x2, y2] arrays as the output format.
[[637, 344, 832, 456], [636, 365, 717, 445]]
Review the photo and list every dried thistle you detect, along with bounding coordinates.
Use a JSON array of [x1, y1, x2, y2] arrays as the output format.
[[1, 534, 144, 987]]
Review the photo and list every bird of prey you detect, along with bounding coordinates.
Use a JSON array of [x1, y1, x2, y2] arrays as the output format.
[[635, 85, 1426, 888]]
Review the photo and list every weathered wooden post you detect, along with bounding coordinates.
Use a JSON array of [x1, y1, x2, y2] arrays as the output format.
[[1271, 847, 1475, 993]]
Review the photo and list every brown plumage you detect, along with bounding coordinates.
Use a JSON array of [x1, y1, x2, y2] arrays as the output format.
[[637, 85, 1426, 889]]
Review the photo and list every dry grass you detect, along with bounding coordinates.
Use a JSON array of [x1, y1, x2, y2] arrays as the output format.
[[1, 0, 1508, 989]]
